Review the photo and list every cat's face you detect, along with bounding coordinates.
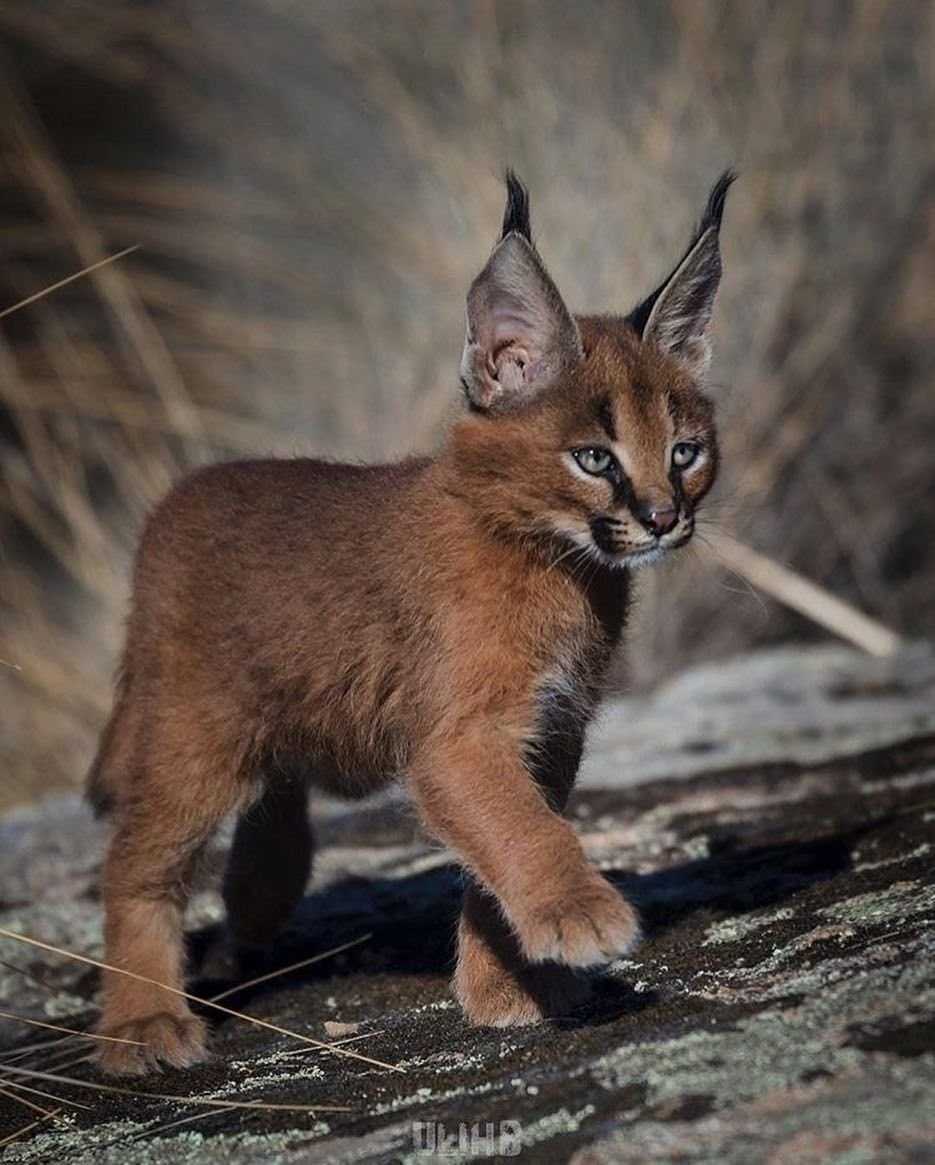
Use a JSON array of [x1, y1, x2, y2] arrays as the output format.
[[454, 172, 730, 570], [453, 319, 718, 569], [548, 320, 718, 568]]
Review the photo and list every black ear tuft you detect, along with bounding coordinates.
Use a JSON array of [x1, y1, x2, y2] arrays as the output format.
[[500, 169, 532, 243], [699, 169, 736, 235], [627, 170, 736, 338]]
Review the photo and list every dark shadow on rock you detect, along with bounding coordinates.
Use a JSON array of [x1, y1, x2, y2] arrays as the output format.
[[552, 977, 662, 1030], [188, 863, 464, 1006], [188, 823, 857, 1019], [613, 828, 857, 938]]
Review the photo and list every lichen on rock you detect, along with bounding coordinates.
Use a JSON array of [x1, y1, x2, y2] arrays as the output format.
[[2, 645, 934, 1162]]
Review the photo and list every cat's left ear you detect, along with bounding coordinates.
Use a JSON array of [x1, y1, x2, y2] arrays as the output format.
[[460, 171, 582, 413], [628, 171, 735, 379]]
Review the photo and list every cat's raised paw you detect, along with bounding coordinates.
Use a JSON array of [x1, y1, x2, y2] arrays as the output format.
[[516, 875, 641, 968]]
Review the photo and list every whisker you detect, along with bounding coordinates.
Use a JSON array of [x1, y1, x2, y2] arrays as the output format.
[[692, 529, 771, 617]]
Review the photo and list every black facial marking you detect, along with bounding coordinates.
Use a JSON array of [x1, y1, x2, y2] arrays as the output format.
[[668, 469, 687, 513], [596, 395, 617, 442], [589, 516, 619, 555], [610, 472, 638, 513]]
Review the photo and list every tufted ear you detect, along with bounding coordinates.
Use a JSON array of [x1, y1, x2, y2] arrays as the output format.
[[628, 171, 735, 379], [460, 172, 582, 413]]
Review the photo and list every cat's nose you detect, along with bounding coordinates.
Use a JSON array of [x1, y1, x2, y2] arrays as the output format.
[[637, 504, 679, 537]]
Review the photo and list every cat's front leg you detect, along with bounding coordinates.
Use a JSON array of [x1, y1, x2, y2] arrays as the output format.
[[410, 730, 641, 970]]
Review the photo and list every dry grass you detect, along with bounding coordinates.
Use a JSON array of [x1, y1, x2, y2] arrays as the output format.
[[208, 933, 372, 1003], [1, 0, 933, 808], [0, 927, 386, 1147], [0, 926, 401, 1072]]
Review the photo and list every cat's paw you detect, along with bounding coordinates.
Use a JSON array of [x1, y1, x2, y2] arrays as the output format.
[[96, 1011, 209, 1076], [455, 958, 591, 1027], [515, 874, 641, 967]]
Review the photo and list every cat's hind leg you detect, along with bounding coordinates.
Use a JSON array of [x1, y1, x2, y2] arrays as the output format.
[[96, 722, 250, 1075], [222, 777, 314, 951]]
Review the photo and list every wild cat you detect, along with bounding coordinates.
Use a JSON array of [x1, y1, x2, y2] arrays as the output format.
[[88, 170, 732, 1074]]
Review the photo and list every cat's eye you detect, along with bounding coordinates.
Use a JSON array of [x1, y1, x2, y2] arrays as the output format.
[[572, 447, 615, 476], [672, 442, 702, 470]]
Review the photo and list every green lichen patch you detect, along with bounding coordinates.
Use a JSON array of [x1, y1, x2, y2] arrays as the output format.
[[702, 905, 795, 946]]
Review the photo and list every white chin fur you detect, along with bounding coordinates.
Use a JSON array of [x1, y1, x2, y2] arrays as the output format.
[[620, 545, 668, 570], [588, 544, 666, 572], [552, 528, 672, 572]]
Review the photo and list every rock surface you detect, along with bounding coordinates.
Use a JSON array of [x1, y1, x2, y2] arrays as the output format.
[[1, 644, 934, 1163]]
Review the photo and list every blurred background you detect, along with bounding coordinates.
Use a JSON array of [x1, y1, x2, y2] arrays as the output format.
[[0, 0, 932, 810]]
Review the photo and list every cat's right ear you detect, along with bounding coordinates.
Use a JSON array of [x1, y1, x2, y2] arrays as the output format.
[[460, 172, 582, 413], [626, 172, 735, 379]]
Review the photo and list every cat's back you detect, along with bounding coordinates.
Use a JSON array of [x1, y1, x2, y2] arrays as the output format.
[[142, 455, 426, 559], [130, 455, 432, 630], [156, 454, 426, 524]]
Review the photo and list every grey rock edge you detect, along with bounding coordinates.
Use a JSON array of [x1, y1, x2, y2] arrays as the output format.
[[583, 641, 935, 786], [1, 642, 933, 1163]]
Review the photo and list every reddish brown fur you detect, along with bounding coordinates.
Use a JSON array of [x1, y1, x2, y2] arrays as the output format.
[[89, 177, 728, 1074]]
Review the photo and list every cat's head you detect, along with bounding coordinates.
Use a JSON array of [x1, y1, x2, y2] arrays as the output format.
[[452, 171, 733, 570]]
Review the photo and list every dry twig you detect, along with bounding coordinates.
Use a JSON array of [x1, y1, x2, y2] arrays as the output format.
[[0, 927, 401, 1072]]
